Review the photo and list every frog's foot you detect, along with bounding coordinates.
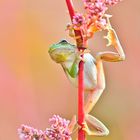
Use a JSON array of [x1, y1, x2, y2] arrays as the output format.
[[83, 114, 109, 136], [103, 15, 118, 47], [104, 28, 117, 47], [66, 24, 81, 40], [82, 121, 93, 135], [68, 30, 81, 40], [79, 56, 85, 62], [82, 121, 102, 136], [104, 14, 112, 30], [79, 48, 90, 54], [76, 48, 90, 62]]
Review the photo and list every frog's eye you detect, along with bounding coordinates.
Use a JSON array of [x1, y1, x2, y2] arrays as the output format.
[[59, 40, 68, 43]]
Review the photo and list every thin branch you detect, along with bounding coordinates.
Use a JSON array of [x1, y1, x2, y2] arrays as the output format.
[[65, 0, 86, 140], [65, 0, 83, 47]]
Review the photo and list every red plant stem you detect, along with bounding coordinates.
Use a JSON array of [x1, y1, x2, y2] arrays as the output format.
[[65, 0, 83, 48], [65, 0, 86, 140], [78, 55, 85, 140]]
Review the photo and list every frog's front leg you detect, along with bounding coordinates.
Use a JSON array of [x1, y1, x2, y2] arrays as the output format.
[[64, 49, 90, 78]]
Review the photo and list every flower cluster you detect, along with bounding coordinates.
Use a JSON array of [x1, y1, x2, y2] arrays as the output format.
[[18, 115, 72, 140], [84, 0, 107, 18], [72, 13, 86, 28], [83, 0, 122, 17], [105, 0, 122, 6], [46, 115, 71, 140], [70, 0, 122, 40], [18, 125, 47, 140]]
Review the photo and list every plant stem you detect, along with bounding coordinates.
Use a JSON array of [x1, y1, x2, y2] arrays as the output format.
[[65, 0, 83, 48], [78, 56, 85, 140], [65, 0, 86, 140]]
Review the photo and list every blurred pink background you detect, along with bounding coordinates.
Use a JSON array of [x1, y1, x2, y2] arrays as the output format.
[[0, 0, 140, 140]]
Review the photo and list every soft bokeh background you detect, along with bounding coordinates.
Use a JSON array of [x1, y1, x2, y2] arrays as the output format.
[[0, 0, 140, 140]]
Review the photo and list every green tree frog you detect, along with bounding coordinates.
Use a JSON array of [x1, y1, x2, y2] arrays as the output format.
[[48, 27, 125, 136]]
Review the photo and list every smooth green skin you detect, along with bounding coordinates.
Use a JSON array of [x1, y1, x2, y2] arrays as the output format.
[[48, 40, 79, 78]]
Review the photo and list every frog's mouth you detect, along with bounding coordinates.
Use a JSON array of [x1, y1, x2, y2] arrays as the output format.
[[49, 48, 75, 63], [50, 52, 71, 63], [54, 54, 68, 63]]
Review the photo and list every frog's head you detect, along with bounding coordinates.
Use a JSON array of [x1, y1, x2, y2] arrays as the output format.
[[48, 40, 76, 63]]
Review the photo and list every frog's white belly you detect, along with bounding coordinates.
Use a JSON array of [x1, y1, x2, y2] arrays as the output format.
[[66, 53, 97, 90]]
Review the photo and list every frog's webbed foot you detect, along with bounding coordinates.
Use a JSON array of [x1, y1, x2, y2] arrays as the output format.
[[82, 114, 109, 136], [82, 121, 93, 135], [76, 48, 90, 62], [104, 28, 117, 47], [66, 24, 81, 39], [103, 15, 119, 47]]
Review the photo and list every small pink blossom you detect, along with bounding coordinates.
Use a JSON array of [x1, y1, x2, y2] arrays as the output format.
[[84, 1, 107, 18], [96, 18, 107, 28], [18, 125, 47, 140], [105, 0, 122, 6], [72, 13, 86, 27], [46, 115, 71, 140], [81, 0, 122, 32], [18, 115, 71, 140]]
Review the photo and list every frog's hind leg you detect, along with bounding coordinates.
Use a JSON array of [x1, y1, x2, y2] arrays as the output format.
[[83, 114, 109, 136], [84, 59, 105, 114]]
